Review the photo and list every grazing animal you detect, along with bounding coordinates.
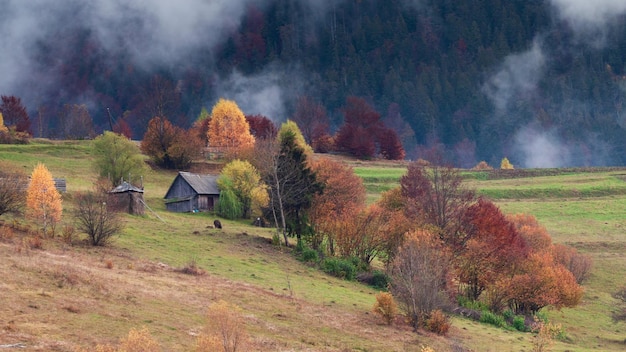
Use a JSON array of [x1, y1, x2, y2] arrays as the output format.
[[214, 219, 222, 229]]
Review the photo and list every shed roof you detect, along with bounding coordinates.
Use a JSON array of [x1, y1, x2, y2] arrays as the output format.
[[110, 181, 144, 193], [176, 172, 220, 195]]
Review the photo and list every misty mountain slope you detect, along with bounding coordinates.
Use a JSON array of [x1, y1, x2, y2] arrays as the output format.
[[2, 0, 626, 166]]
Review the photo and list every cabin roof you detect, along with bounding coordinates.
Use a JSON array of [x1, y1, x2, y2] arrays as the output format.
[[164, 172, 219, 199], [110, 181, 144, 193]]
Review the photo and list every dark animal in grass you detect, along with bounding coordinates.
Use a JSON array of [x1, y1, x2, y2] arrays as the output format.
[[214, 219, 222, 229]]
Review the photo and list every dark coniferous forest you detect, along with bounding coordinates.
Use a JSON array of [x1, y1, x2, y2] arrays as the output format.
[[3, 0, 626, 167]]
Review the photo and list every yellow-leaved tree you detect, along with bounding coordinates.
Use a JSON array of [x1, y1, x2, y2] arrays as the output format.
[[500, 157, 514, 169], [26, 163, 62, 236], [0, 112, 8, 133], [208, 98, 255, 157]]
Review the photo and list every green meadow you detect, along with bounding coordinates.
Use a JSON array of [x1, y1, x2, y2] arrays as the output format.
[[0, 140, 625, 351]]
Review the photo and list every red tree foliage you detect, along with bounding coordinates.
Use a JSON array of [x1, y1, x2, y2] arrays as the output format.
[[0, 95, 31, 134], [378, 127, 405, 160], [457, 198, 528, 300], [335, 96, 383, 159], [335, 96, 405, 159], [113, 118, 133, 139], [245, 114, 277, 140]]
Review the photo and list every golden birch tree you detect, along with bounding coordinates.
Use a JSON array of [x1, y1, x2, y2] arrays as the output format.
[[0, 112, 8, 133], [26, 163, 62, 236], [208, 99, 255, 157]]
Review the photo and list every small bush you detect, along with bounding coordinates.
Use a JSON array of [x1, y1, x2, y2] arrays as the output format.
[[532, 320, 562, 352], [500, 157, 514, 170], [202, 300, 248, 352], [427, 309, 450, 336], [370, 270, 390, 290], [480, 310, 506, 328], [118, 327, 161, 352], [26, 235, 43, 249], [61, 224, 75, 245], [472, 161, 493, 170], [321, 257, 356, 280], [176, 259, 206, 276], [372, 292, 397, 325], [0, 227, 14, 241], [300, 247, 318, 263], [105, 259, 114, 269], [513, 315, 527, 332], [502, 309, 514, 321]]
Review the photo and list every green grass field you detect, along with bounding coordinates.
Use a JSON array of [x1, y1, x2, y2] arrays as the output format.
[[1, 141, 626, 351]]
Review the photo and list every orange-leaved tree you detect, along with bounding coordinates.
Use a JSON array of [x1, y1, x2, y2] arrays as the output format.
[[208, 99, 255, 157], [309, 157, 366, 253], [141, 116, 203, 169], [0, 112, 8, 133], [502, 252, 584, 315], [26, 163, 62, 236]]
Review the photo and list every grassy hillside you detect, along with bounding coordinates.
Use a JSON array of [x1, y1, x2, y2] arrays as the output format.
[[1, 141, 626, 351]]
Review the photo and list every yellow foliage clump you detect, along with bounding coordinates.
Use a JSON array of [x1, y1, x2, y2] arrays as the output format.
[[208, 99, 255, 156], [26, 163, 62, 236], [372, 291, 397, 325], [500, 157, 514, 170], [196, 300, 248, 352], [0, 112, 8, 133]]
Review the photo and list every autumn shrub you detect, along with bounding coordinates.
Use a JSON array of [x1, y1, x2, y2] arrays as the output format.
[[552, 244, 593, 284], [0, 226, 14, 241], [472, 161, 493, 170], [321, 257, 357, 280], [312, 133, 334, 153], [426, 309, 450, 335], [390, 229, 452, 329], [0, 128, 30, 144], [26, 235, 43, 249], [195, 334, 223, 352], [200, 300, 248, 352], [176, 258, 206, 276], [500, 157, 514, 169], [61, 224, 75, 245], [75, 191, 123, 246], [117, 327, 161, 352], [372, 292, 397, 325], [531, 320, 562, 352]]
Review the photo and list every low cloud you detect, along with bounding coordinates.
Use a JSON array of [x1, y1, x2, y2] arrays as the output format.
[[482, 40, 545, 113], [215, 65, 305, 121]]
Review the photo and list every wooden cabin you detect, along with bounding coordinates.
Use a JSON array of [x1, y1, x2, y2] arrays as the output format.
[[108, 181, 145, 215], [164, 172, 220, 213]]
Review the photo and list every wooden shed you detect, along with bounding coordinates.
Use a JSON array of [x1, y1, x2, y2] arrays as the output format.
[[108, 181, 145, 215], [164, 172, 220, 213]]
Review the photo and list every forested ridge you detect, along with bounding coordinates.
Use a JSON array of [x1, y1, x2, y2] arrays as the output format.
[[4, 0, 626, 166]]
